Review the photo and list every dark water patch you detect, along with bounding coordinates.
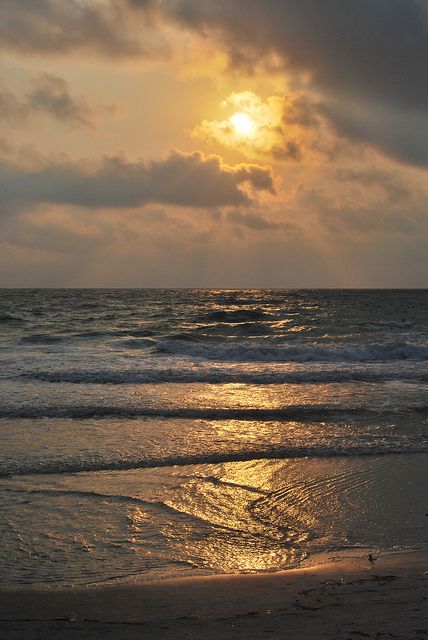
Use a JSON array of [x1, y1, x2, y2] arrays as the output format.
[[119, 337, 156, 349], [194, 322, 273, 337], [413, 406, 428, 414], [20, 334, 64, 345], [74, 327, 155, 339], [234, 322, 273, 335], [128, 328, 155, 337], [198, 309, 272, 323], [0, 314, 25, 325], [169, 332, 200, 342]]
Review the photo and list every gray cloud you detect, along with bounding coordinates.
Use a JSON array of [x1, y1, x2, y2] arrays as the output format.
[[291, 182, 428, 237], [321, 100, 428, 168], [0, 0, 144, 57], [0, 150, 274, 214], [0, 87, 26, 122], [227, 210, 281, 231], [321, 204, 427, 237], [26, 74, 100, 127], [157, 0, 428, 113], [334, 167, 410, 203], [0, 74, 116, 127]]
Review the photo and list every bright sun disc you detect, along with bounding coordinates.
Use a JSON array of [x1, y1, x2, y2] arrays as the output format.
[[230, 112, 254, 136]]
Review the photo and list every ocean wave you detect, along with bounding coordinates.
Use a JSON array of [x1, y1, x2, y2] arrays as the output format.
[[15, 328, 157, 344], [19, 368, 428, 385], [118, 338, 157, 349], [198, 322, 273, 336], [1, 438, 427, 477], [155, 340, 428, 363], [128, 328, 155, 338], [163, 325, 273, 342], [413, 406, 428, 414], [0, 404, 422, 420], [0, 486, 170, 511], [75, 328, 155, 339], [0, 314, 25, 325]]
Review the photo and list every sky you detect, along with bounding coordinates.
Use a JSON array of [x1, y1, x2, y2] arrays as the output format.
[[0, 0, 427, 287]]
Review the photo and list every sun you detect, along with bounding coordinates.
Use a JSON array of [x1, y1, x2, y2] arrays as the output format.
[[230, 112, 255, 137]]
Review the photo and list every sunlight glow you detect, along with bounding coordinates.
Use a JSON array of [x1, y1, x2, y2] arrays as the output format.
[[230, 112, 255, 137], [194, 92, 289, 158]]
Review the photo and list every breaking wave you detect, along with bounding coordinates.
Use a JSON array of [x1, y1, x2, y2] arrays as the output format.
[[155, 340, 428, 362], [1, 437, 427, 477], [19, 367, 428, 385], [0, 404, 423, 420]]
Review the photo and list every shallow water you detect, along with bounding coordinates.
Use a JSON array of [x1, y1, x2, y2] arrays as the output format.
[[0, 289, 427, 586]]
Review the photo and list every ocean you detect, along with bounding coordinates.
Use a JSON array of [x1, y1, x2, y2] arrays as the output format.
[[0, 289, 427, 587]]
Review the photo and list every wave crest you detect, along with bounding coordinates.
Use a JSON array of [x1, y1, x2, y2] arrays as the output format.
[[2, 438, 427, 477], [156, 340, 428, 363]]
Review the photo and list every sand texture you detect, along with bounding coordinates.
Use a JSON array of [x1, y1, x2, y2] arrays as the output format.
[[1, 551, 427, 639]]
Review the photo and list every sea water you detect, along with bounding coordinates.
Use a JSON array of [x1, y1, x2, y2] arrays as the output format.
[[0, 289, 427, 586]]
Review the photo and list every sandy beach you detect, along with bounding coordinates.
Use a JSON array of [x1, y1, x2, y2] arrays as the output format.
[[1, 550, 427, 639]]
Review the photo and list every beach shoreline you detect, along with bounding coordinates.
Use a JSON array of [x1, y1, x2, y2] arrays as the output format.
[[1, 549, 427, 639]]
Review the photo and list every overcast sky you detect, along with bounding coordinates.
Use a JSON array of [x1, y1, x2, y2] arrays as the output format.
[[1, 0, 427, 287]]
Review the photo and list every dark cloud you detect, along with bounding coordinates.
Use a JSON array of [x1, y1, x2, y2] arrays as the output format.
[[0, 150, 274, 214], [0, 0, 146, 57], [0, 74, 108, 127], [158, 0, 428, 113], [321, 100, 428, 168], [26, 74, 99, 126]]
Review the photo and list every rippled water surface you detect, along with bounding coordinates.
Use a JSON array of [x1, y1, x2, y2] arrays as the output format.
[[0, 289, 427, 586]]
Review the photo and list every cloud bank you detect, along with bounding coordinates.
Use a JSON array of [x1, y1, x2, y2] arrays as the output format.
[[0, 149, 274, 215], [0, 0, 143, 57]]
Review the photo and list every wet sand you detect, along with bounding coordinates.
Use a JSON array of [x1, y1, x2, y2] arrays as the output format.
[[1, 550, 427, 639]]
